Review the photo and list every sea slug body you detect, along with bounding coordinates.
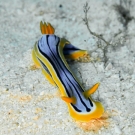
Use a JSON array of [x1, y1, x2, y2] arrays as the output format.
[[32, 21, 104, 122]]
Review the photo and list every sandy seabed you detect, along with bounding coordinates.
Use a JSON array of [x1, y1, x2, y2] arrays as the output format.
[[0, 0, 135, 135]]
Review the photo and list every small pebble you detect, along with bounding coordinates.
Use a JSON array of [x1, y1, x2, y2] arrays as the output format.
[[40, 91, 45, 96], [105, 63, 113, 70], [114, 126, 122, 134]]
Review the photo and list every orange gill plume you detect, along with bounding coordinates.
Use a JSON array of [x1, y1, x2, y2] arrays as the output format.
[[40, 21, 55, 34]]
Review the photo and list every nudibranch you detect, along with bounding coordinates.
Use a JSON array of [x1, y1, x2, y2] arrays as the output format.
[[32, 21, 104, 122]]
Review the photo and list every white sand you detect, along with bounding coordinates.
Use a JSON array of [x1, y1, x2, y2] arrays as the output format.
[[0, 0, 135, 134]]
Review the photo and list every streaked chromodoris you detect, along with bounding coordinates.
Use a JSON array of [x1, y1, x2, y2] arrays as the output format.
[[32, 21, 104, 123]]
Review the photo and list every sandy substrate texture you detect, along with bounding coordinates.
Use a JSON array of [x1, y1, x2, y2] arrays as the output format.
[[0, 0, 135, 134]]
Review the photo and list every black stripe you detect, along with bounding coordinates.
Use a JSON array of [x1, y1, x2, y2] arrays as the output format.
[[37, 58, 51, 76], [38, 36, 92, 112], [89, 99, 93, 107], [71, 103, 82, 112], [56, 40, 91, 112], [37, 40, 71, 97], [46, 35, 71, 97], [63, 48, 79, 51]]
